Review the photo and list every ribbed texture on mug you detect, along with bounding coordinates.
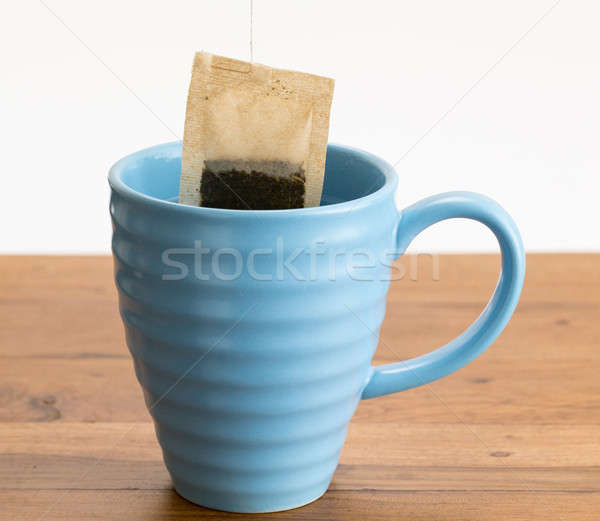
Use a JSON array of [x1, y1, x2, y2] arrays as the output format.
[[110, 143, 399, 512]]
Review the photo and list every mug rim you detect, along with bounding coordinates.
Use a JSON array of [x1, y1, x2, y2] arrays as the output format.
[[108, 141, 398, 218]]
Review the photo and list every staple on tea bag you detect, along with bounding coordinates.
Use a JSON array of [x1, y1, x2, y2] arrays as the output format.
[[179, 52, 334, 209]]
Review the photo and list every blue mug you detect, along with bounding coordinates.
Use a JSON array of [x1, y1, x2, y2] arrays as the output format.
[[109, 142, 525, 513]]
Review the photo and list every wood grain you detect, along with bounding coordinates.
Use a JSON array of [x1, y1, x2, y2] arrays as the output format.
[[0, 255, 598, 520], [4, 490, 599, 521], [2, 423, 599, 492]]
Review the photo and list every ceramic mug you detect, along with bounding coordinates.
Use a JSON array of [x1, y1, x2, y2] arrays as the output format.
[[109, 142, 525, 513]]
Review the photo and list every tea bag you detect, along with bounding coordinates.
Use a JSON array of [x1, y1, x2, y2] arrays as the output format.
[[179, 52, 334, 209]]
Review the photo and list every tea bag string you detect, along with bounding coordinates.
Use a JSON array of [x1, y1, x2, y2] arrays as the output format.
[[249, 0, 254, 63]]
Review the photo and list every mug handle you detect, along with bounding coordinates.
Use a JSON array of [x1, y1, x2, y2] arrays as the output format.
[[361, 191, 525, 399]]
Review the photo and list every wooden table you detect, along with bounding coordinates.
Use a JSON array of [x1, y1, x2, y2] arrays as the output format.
[[1, 255, 598, 520]]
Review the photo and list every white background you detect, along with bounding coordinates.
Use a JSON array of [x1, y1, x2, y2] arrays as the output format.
[[1, 0, 598, 253]]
